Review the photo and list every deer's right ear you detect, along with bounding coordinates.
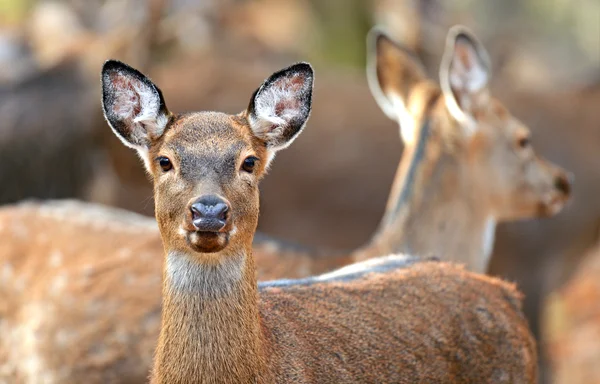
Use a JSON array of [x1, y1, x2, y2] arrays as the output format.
[[247, 62, 313, 153], [101, 60, 170, 153], [366, 27, 427, 144], [439, 26, 491, 137]]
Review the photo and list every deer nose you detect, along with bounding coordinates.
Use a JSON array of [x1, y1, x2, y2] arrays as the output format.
[[190, 195, 229, 232], [554, 172, 573, 196]]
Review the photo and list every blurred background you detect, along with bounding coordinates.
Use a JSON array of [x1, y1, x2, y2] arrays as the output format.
[[0, 0, 598, 383]]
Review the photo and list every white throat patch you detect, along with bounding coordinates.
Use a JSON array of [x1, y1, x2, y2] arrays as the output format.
[[166, 252, 245, 297]]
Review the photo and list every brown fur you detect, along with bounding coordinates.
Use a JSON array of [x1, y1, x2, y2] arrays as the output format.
[[543, 239, 600, 384]]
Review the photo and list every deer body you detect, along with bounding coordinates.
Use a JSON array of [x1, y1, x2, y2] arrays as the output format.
[[155, 251, 536, 383]]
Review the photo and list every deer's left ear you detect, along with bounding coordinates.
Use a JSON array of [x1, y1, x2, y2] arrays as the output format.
[[439, 26, 491, 136], [247, 62, 314, 152]]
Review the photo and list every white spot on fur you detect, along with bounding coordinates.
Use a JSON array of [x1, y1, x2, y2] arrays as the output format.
[[49, 250, 63, 267], [55, 329, 75, 347], [1, 262, 13, 281], [118, 248, 132, 259], [480, 217, 496, 272], [261, 241, 279, 254], [166, 251, 245, 297], [50, 274, 67, 294], [17, 303, 58, 384], [11, 222, 28, 238], [390, 94, 418, 144], [124, 274, 136, 285]]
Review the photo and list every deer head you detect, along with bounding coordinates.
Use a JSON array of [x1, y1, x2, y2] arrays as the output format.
[[102, 60, 313, 257], [369, 25, 571, 222]]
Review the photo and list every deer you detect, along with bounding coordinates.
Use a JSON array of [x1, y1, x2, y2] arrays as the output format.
[[0, 25, 568, 382], [353, 25, 572, 271], [98, 58, 537, 383]]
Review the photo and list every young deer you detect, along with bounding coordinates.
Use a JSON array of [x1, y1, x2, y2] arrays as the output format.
[[99, 60, 537, 382], [354, 25, 572, 271]]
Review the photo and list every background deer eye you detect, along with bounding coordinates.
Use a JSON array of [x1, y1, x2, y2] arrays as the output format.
[[518, 137, 530, 149], [158, 156, 172, 171], [241, 156, 258, 173]]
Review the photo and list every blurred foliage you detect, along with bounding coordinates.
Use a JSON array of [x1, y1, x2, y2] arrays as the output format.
[[0, 0, 34, 25], [307, 0, 372, 69]]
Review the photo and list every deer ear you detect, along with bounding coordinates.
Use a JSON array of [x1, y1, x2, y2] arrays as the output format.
[[101, 60, 170, 153], [439, 26, 491, 136], [247, 62, 313, 153], [366, 26, 427, 145]]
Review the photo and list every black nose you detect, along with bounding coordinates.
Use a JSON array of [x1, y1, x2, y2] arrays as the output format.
[[190, 195, 229, 231], [554, 173, 572, 196]]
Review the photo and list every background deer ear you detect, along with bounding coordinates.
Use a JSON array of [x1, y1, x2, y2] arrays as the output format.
[[439, 25, 491, 136], [366, 26, 427, 145], [247, 62, 313, 153], [102, 60, 170, 153]]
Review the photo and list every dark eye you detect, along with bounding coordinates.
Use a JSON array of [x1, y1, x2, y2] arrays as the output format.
[[241, 156, 258, 173], [518, 137, 530, 149], [157, 156, 172, 172]]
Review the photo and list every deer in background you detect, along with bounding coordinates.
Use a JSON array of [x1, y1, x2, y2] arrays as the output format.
[[355, 25, 571, 271], [0, 25, 570, 381], [101, 58, 536, 383]]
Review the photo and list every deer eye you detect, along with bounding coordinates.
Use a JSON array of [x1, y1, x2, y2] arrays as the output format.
[[241, 156, 258, 173], [157, 156, 172, 172], [517, 137, 530, 149]]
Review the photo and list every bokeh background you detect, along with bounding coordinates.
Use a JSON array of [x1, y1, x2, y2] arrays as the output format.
[[0, 0, 598, 383]]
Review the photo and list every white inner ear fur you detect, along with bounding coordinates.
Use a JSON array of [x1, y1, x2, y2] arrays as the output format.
[[108, 74, 168, 146], [107, 74, 169, 172], [441, 43, 489, 138], [249, 73, 309, 144]]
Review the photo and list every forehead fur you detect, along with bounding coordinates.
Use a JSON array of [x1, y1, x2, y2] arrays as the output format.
[[155, 112, 258, 152]]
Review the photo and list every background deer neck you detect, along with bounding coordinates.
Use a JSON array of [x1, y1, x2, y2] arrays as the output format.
[[151, 246, 268, 383], [357, 120, 495, 273]]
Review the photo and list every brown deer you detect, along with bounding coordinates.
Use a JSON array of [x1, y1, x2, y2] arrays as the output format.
[[99, 58, 536, 383], [354, 25, 572, 271]]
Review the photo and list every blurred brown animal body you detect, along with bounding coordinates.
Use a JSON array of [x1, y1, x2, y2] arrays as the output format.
[[543, 238, 600, 384], [99, 59, 536, 383]]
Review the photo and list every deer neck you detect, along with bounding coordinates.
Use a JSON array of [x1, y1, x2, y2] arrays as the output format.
[[151, 244, 269, 383], [357, 120, 495, 273]]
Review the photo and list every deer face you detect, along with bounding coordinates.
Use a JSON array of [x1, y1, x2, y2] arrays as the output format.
[[436, 27, 572, 220], [464, 98, 571, 219], [102, 61, 313, 255], [368, 25, 572, 222]]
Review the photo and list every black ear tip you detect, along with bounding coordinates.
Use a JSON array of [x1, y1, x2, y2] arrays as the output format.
[[289, 62, 314, 78], [102, 59, 131, 74]]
